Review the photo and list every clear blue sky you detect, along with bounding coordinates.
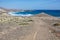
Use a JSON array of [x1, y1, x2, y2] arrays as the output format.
[[0, 0, 60, 10]]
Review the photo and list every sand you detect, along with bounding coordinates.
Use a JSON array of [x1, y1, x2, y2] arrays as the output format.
[[0, 13, 60, 40]]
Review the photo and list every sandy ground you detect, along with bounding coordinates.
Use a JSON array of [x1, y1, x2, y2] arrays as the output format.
[[0, 15, 60, 40], [32, 17, 59, 40]]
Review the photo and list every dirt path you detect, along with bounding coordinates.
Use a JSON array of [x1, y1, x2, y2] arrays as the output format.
[[0, 17, 59, 40], [32, 17, 59, 40], [32, 17, 50, 40]]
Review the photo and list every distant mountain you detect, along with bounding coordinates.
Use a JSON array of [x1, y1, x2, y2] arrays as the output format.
[[0, 7, 8, 13], [0, 7, 23, 12]]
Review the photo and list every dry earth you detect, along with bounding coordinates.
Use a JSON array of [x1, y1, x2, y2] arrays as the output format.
[[0, 13, 60, 40]]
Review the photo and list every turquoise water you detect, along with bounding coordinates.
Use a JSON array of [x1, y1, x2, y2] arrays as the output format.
[[9, 10, 60, 17]]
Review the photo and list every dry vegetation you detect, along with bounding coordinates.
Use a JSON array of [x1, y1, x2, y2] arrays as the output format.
[[0, 12, 60, 40], [0, 15, 33, 26]]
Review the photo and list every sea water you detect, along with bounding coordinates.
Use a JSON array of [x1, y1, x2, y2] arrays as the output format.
[[9, 10, 60, 17]]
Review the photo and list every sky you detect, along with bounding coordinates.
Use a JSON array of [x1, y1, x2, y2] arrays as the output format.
[[0, 0, 60, 10]]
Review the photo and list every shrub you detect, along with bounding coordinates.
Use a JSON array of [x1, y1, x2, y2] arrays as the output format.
[[19, 22, 29, 25], [53, 23, 60, 26]]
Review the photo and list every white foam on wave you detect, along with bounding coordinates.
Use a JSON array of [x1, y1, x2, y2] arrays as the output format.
[[8, 12, 33, 16]]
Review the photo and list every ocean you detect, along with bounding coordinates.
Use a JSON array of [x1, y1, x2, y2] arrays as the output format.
[[9, 10, 60, 17]]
